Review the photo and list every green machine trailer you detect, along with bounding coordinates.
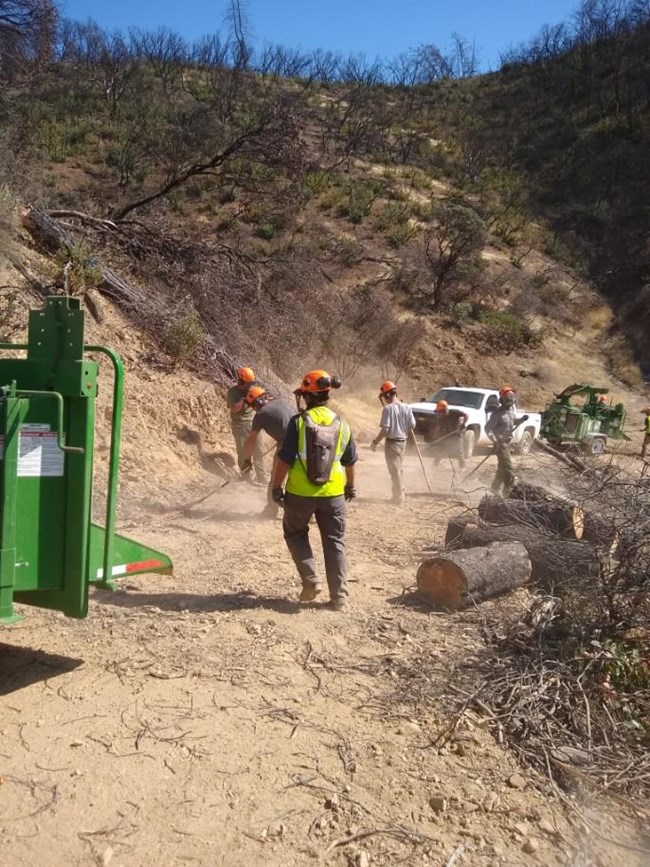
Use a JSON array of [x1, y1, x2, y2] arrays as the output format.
[[0, 296, 172, 623], [540, 383, 631, 455]]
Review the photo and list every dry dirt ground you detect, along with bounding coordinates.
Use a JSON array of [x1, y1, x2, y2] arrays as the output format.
[[2, 445, 648, 867]]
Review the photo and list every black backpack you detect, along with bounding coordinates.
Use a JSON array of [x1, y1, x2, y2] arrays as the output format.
[[302, 412, 342, 485]]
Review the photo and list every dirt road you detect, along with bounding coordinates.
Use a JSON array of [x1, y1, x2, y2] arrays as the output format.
[[0, 447, 639, 866]]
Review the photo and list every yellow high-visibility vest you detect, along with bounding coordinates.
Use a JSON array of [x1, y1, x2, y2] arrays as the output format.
[[286, 406, 351, 497]]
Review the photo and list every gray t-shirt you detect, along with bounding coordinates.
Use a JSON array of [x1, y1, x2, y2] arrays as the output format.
[[485, 404, 516, 441], [252, 399, 295, 443], [380, 401, 416, 440]]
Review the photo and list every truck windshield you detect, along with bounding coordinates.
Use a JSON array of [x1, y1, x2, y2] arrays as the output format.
[[429, 389, 485, 409]]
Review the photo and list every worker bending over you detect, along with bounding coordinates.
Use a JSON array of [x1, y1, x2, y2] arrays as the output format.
[[371, 381, 416, 505], [272, 370, 357, 611], [226, 367, 266, 484], [241, 387, 295, 518], [427, 399, 468, 469]]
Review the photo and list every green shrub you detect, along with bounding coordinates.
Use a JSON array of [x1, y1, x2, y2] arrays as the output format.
[[386, 224, 416, 248], [340, 184, 378, 224], [478, 310, 544, 353], [162, 309, 205, 363], [256, 222, 276, 240], [449, 300, 476, 326], [377, 201, 411, 231], [334, 237, 364, 267], [55, 241, 103, 292]]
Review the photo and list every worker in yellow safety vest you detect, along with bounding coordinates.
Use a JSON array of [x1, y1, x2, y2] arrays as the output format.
[[271, 370, 357, 611]]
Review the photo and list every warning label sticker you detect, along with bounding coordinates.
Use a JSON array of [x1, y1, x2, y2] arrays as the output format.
[[0, 426, 65, 477]]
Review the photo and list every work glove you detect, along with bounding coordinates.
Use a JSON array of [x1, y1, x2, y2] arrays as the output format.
[[521, 414, 529, 422], [271, 486, 285, 505], [239, 457, 253, 473], [344, 484, 357, 502]]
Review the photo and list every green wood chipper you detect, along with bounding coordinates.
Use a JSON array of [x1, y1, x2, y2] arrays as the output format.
[[540, 383, 631, 455], [0, 296, 172, 623]]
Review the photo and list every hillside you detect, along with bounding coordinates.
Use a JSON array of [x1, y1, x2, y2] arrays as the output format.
[[1, 0, 649, 389]]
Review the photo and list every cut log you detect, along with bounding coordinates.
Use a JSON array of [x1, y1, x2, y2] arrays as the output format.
[[446, 520, 601, 587], [580, 513, 620, 553], [509, 482, 566, 504], [478, 494, 584, 540], [444, 513, 475, 547], [508, 483, 618, 551], [416, 542, 531, 610]]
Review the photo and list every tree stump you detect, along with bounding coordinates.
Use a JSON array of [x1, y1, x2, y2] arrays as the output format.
[[416, 542, 531, 610], [478, 494, 584, 540]]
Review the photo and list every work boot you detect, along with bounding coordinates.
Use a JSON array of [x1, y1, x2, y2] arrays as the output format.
[[299, 582, 322, 602], [329, 597, 350, 612]]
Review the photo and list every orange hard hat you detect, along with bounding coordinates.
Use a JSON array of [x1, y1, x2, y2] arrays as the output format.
[[379, 380, 397, 396], [499, 385, 515, 397], [296, 369, 341, 393], [436, 399, 448, 411], [237, 366, 255, 384], [245, 386, 266, 406]]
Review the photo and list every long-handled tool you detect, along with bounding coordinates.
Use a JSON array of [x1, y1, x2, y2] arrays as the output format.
[[462, 448, 495, 481], [180, 443, 277, 512], [409, 429, 434, 495]]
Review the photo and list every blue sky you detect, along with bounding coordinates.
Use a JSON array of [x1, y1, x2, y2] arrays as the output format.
[[61, 0, 581, 71]]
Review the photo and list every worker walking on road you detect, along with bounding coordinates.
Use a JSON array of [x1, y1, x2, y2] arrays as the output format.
[[641, 407, 650, 460], [371, 381, 416, 506], [427, 399, 468, 469], [485, 386, 528, 496], [241, 387, 295, 518], [226, 367, 266, 484], [271, 370, 357, 611]]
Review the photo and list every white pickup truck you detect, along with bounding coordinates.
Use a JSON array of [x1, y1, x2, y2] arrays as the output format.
[[409, 386, 542, 457]]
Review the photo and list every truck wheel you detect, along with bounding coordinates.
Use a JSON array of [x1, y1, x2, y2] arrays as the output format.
[[514, 429, 534, 456], [463, 428, 476, 459]]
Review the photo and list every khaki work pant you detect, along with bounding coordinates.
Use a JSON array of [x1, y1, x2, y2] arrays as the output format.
[[642, 434, 650, 460], [384, 439, 407, 504], [491, 441, 515, 494], [231, 423, 267, 483], [282, 493, 348, 601]]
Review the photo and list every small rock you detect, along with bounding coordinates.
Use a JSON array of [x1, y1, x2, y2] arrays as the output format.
[[538, 818, 556, 835], [514, 821, 530, 836], [507, 772, 527, 790], [370, 744, 382, 756], [482, 792, 499, 813], [325, 794, 340, 809], [69, 740, 84, 748], [463, 801, 480, 813], [523, 837, 539, 854], [101, 848, 114, 867], [403, 721, 421, 733], [356, 852, 370, 867], [429, 796, 447, 813]]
